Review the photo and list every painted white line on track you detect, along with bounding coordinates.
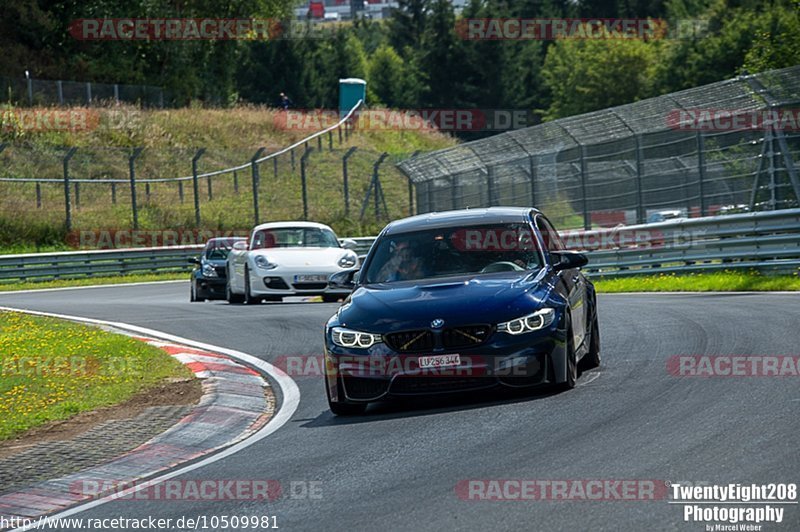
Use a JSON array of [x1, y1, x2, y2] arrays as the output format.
[[0, 279, 185, 295], [0, 305, 300, 532]]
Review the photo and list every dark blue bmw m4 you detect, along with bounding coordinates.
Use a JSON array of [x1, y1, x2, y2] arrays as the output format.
[[324, 207, 600, 415]]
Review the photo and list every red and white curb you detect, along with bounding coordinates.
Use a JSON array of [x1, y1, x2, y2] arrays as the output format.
[[0, 306, 299, 531]]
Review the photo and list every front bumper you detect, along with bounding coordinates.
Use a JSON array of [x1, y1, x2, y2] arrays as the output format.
[[324, 328, 567, 403], [194, 275, 227, 299], [251, 269, 353, 296]]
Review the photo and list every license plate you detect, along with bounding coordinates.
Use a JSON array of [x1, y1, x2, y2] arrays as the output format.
[[418, 354, 461, 369], [294, 274, 328, 283]]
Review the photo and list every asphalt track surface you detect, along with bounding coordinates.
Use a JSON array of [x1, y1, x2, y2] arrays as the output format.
[[2, 284, 798, 531]]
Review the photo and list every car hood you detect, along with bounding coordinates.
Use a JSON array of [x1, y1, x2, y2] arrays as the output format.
[[249, 247, 348, 267], [337, 271, 554, 332]]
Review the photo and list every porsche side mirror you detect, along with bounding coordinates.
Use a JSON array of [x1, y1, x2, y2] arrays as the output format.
[[340, 238, 358, 251], [551, 251, 588, 272], [329, 269, 359, 290]]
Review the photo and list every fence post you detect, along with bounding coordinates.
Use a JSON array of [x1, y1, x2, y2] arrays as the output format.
[[251, 148, 265, 226], [36, 183, 42, 209], [359, 152, 389, 221], [580, 145, 590, 230], [528, 156, 536, 206], [113, 84, 119, 105], [145, 182, 150, 202], [273, 157, 278, 179], [57, 80, 63, 105], [328, 131, 333, 151], [128, 147, 143, 230], [338, 126, 343, 145], [111, 182, 117, 204], [487, 166, 495, 206], [301, 147, 313, 220], [207, 173, 213, 201], [408, 150, 421, 215], [233, 170, 239, 194], [696, 132, 706, 217], [635, 135, 645, 224], [342, 146, 358, 216], [86, 82, 92, 105], [192, 148, 206, 226], [74, 182, 80, 209], [291, 148, 295, 171], [178, 181, 184, 203], [63, 148, 78, 231], [26, 75, 33, 105], [317, 136, 322, 151]]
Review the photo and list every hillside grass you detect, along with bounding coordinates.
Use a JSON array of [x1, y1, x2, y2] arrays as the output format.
[[0, 105, 457, 248]]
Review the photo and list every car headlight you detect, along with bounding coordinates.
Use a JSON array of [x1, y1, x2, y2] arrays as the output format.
[[497, 308, 556, 335], [201, 264, 218, 278], [337, 252, 358, 268], [331, 326, 382, 348], [254, 255, 277, 270]]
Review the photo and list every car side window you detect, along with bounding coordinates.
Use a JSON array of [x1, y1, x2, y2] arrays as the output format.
[[535, 216, 565, 252]]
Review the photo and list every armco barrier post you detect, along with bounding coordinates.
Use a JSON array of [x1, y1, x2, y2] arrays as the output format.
[[697, 132, 706, 217], [62, 147, 78, 231], [192, 148, 205, 226], [301, 147, 313, 219], [129, 147, 143, 230], [251, 147, 265, 226], [342, 147, 358, 216]]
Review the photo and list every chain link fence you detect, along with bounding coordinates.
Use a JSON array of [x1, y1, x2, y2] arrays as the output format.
[[398, 66, 800, 230], [0, 124, 413, 243], [1, 76, 167, 108]]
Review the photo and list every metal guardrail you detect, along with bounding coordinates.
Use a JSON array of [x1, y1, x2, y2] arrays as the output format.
[[0, 210, 797, 284]]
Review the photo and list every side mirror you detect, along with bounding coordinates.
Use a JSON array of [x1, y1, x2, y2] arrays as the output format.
[[232, 241, 248, 251], [551, 251, 588, 272], [329, 269, 359, 290], [340, 238, 358, 251], [188, 257, 201, 265]]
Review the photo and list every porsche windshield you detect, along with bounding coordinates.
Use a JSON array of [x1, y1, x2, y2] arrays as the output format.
[[252, 228, 339, 249], [362, 224, 543, 284]]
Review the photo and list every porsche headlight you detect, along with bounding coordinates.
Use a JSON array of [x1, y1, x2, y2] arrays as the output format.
[[254, 255, 277, 270], [331, 327, 382, 348], [337, 252, 358, 268], [497, 308, 556, 335], [201, 263, 218, 278]]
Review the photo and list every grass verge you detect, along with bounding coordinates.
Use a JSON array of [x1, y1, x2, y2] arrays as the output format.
[[0, 311, 195, 440], [593, 271, 800, 293], [0, 272, 187, 292]]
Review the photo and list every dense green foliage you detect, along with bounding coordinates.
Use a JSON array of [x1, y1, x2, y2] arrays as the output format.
[[1, 0, 798, 120]]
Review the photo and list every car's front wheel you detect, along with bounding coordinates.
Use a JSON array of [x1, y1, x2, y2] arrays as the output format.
[[560, 314, 578, 390], [190, 280, 201, 302], [580, 310, 601, 371], [244, 266, 259, 305]]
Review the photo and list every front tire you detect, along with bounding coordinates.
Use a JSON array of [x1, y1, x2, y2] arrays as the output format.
[[559, 314, 578, 390], [580, 310, 601, 371], [244, 266, 259, 305]]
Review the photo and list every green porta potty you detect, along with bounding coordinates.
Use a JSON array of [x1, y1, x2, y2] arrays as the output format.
[[339, 78, 366, 117]]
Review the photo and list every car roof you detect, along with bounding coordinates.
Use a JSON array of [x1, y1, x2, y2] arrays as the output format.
[[251, 221, 334, 232], [382, 207, 539, 236]]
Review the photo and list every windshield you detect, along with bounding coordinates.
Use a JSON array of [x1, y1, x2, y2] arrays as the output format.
[[251, 227, 339, 249], [203, 238, 242, 260], [362, 224, 543, 284]]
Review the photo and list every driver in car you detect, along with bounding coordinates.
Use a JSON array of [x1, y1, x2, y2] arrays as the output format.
[[376, 240, 429, 282]]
